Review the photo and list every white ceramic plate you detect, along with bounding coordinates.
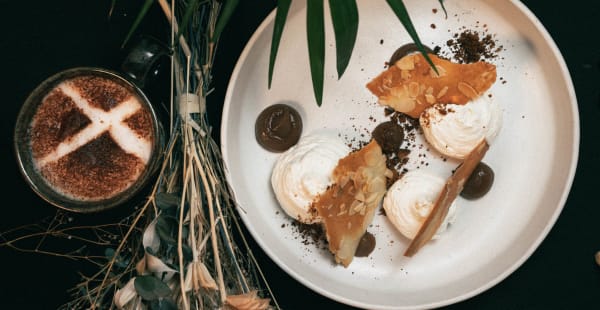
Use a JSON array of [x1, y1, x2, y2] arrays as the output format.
[[221, 0, 579, 309]]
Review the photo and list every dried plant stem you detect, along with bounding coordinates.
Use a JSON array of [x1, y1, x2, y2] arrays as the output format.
[[178, 152, 192, 310]]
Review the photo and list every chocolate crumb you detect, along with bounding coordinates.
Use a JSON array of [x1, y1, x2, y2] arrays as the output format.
[[444, 29, 502, 63]]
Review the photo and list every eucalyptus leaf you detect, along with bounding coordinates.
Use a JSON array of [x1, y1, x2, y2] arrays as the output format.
[[143, 218, 161, 253], [155, 192, 180, 210], [212, 0, 240, 43], [104, 248, 115, 259], [144, 252, 178, 281], [385, 0, 438, 74], [105, 247, 129, 268], [134, 275, 172, 301], [149, 299, 178, 310], [268, 0, 292, 88], [328, 0, 359, 79], [155, 215, 178, 246], [306, 0, 325, 106], [122, 0, 154, 48]]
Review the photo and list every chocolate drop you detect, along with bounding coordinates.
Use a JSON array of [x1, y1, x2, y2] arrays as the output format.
[[460, 162, 494, 200], [255, 104, 302, 152], [355, 231, 376, 257]]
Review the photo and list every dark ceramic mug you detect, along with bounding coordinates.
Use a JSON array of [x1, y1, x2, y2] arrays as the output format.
[[14, 36, 170, 213]]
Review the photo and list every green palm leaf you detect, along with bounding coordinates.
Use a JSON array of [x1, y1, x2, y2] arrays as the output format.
[[329, 0, 359, 79], [121, 0, 154, 48], [439, 0, 448, 18], [212, 0, 240, 42], [268, 0, 292, 88], [306, 0, 325, 106]]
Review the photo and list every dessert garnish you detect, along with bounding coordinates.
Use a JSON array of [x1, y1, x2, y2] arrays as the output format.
[[419, 96, 502, 159], [255, 103, 303, 152], [460, 162, 494, 200], [311, 140, 389, 267], [366, 53, 496, 118], [404, 139, 489, 257], [371, 121, 405, 155]]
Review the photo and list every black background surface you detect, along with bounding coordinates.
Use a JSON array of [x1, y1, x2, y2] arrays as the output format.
[[1, 0, 599, 309]]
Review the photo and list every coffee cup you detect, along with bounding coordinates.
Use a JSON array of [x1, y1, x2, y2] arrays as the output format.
[[14, 36, 169, 213]]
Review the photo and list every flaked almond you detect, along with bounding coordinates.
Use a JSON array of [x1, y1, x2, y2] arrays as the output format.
[[437, 86, 449, 98], [425, 93, 436, 104], [384, 168, 394, 179], [382, 87, 417, 112], [354, 191, 366, 202], [458, 82, 479, 99], [408, 82, 420, 98], [339, 175, 350, 188], [400, 70, 411, 80], [430, 65, 447, 78], [395, 56, 415, 70]]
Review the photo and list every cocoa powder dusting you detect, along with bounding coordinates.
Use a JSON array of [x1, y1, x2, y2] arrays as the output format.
[[30, 88, 91, 160], [444, 29, 503, 63], [71, 76, 131, 111], [124, 109, 153, 139], [40, 132, 145, 201]]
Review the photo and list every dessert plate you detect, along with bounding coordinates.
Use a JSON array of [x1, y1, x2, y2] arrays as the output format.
[[221, 0, 578, 309]]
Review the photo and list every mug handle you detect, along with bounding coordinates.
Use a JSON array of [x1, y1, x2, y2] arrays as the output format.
[[120, 35, 171, 89]]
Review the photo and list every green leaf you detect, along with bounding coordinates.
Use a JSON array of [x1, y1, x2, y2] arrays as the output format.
[[306, 0, 325, 106], [212, 0, 240, 43], [121, 0, 154, 48], [438, 0, 448, 18], [104, 248, 115, 259], [328, 0, 359, 79], [134, 275, 172, 301], [268, 0, 292, 88], [149, 299, 178, 310], [155, 192, 180, 210], [385, 0, 438, 74], [175, 0, 201, 42], [155, 215, 178, 246]]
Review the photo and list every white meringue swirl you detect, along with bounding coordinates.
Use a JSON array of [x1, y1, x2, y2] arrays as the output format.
[[420, 96, 502, 159], [383, 170, 457, 240]]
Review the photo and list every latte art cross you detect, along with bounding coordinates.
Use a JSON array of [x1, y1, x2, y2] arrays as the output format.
[[37, 83, 152, 168]]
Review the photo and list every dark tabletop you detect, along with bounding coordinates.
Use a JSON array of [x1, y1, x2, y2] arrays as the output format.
[[1, 0, 598, 309]]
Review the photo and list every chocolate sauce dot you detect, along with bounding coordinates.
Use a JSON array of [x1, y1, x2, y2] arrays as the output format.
[[255, 104, 302, 152], [372, 121, 404, 155], [355, 231, 376, 257], [461, 162, 494, 199]]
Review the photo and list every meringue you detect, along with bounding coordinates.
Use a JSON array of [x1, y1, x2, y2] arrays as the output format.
[[420, 95, 502, 159], [383, 170, 457, 240]]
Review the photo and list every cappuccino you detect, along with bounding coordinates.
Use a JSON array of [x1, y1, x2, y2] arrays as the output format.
[[27, 73, 155, 202]]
